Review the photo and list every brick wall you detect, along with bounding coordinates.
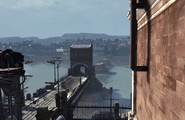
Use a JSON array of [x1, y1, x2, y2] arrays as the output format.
[[136, 0, 185, 120]]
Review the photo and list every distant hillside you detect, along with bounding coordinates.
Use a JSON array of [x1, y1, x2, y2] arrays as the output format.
[[61, 33, 129, 40], [0, 33, 129, 45], [38, 36, 64, 45], [0, 37, 39, 43]]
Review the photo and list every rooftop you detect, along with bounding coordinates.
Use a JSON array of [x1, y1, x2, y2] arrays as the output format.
[[71, 44, 91, 48]]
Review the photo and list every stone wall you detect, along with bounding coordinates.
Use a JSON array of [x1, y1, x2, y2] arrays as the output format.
[[136, 0, 185, 120]]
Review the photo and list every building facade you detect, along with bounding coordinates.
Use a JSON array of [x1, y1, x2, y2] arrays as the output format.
[[128, 0, 185, 120], [69, 44, 93, 76]]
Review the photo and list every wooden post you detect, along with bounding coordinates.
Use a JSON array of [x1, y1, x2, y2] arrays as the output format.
[[114, 102, 119, 120], [26, 93, 31, 100], [55, 93, 60, 110], [103, 87, 119, 120], [35, 106, 49, 120], [60, 89, 68, 119]]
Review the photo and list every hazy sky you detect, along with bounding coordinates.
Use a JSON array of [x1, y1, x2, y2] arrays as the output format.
[[0, 0, 130, 39]]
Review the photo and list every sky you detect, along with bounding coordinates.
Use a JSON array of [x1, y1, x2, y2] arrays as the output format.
[[0, 0, 130, 39]]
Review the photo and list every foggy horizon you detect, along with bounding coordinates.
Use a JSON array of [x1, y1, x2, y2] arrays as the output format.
[[0, 32, 130, 39]]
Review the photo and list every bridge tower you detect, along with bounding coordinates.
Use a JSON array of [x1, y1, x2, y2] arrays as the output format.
[[68, 44, 93, 76]]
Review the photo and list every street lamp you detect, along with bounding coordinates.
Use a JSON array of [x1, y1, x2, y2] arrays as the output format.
[[47, 57, 63, 111], [56, 60, 61, 95], [47, 60, 56, 83], [55, 59, 63, 112], [47, 57, 62, 83]]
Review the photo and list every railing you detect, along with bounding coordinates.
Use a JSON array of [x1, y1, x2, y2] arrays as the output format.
[[67, 74, 94, 105], [71, 102, 131, 120], [50, 73, 96, 120]]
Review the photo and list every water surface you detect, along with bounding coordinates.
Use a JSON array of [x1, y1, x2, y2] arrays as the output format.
[[24, 63, 68, 96], [96, 66, 132, 106], [24, 56, 132, 106]]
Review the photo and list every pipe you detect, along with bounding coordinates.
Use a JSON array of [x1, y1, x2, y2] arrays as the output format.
[[130, 0, 137, 117], [130, 0, 137, 70], [130, 0, 149, 117], [131, 70, 137, 115]]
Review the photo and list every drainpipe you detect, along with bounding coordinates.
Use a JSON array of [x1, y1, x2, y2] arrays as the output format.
[[130, 0, 137, 117], [130, 0, 137, 70], [131, 71, 136, 116], [129, 0, 146, 118]]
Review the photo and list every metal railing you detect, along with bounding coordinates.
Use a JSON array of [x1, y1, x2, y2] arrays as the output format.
[[71, 102, 131, 120]]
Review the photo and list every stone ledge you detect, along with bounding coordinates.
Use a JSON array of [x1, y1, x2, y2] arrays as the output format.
[[137, 0, 177, 30]]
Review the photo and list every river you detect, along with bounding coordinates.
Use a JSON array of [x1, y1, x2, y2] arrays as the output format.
[[23, 54, 132, 106], [24, 63, 68, 96]]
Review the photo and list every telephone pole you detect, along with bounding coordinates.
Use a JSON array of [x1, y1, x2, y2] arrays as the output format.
[[103, 87, 119, 120]]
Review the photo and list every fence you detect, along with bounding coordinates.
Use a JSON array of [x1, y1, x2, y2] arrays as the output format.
[[70, 102, 131, 120]]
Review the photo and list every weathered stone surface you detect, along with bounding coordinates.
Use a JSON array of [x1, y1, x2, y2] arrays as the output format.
[[135, 0, 185, 120]]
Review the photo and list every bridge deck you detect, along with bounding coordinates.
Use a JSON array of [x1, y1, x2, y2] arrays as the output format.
[[65, 76, 87, 99], [21, 76, 87, 120]]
